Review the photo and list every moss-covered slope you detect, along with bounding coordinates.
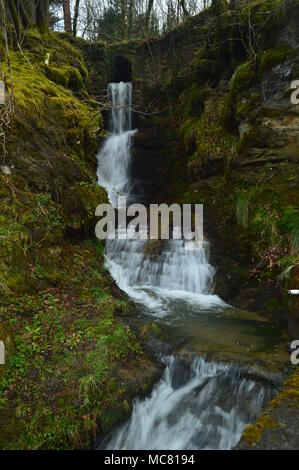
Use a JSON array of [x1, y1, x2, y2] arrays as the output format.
[[0, 30, 160, 449]]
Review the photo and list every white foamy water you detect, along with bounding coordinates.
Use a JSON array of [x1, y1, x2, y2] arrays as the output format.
[[97, 82, 136, 207], [106, 236, 226, 316], [101, 356, 273, 450], [96, 82, 272, 450]]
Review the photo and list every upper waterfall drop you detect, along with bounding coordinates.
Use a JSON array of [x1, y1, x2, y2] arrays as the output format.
[[97, 82, 136, 207], [108, 82, 133, 134]]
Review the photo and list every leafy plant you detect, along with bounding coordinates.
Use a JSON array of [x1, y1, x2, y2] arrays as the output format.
[[79, 375, 101, 408]]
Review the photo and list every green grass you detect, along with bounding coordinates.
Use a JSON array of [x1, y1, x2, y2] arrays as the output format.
[[235, 192, 250, 228], [253, 208, 278, 242], [280, 207, 299, 254]]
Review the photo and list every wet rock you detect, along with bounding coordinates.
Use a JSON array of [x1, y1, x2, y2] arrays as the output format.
[[130, 125, 169, 205], [95, 356, 164, 446], [236, 369, 299, 450]]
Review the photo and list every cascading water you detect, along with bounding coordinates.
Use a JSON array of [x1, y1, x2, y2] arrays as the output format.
[[101, 356, 274, 450], [106, 236, 226, 317], [97, 81, 225, 314], [96, 82, 275, 450], [97, 82, 136, 207]]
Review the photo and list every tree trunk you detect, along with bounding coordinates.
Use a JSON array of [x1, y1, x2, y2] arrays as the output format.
[[128, 0, 134, 39], [121, 0, 127, 40], [19, 1, 33, 29], [6, 0, 22, 39], [180, 0, 190, 16], [145, 0, 154, 37], [72, 0, 80, 37], [36, 0, 49, 33], [63, 0, 72, 33], [0, 0, 15, 113]]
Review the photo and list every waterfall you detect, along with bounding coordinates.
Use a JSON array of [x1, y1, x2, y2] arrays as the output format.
[[96, 82, 272, 450], [108, 82, 132, 133], [96, 81, 225, 315], [101, 356, 274, 450], [97, 82, 136, 207], [106, 237, 226, 316]]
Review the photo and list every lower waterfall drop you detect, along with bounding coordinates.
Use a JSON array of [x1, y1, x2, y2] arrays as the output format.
[[102, 356, 273, 450]]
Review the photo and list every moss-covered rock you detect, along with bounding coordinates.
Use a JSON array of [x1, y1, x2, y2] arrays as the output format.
[[237, 369, 299, 449], [179, 93, 236, 174]]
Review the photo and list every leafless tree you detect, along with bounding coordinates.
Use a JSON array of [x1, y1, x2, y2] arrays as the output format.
[[62, 0, 72, 33], [73, 0, 80, 36], [121, 0, 127, 39], [145, 0, 154, 36]]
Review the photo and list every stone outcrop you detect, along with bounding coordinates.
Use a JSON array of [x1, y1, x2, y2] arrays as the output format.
[[236, 369, 299, 449]]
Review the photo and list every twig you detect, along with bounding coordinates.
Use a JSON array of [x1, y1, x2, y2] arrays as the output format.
[[17, 42, 34, 69], [81, 97, 166, 116]]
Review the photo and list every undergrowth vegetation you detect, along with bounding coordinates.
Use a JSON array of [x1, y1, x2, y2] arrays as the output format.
[[0, 241, 141, 449], [233, 186, 299, 271]]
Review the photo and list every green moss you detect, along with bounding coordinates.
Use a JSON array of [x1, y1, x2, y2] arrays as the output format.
[[46, 65, 85, 91], [67, 65, 84, 90], [229, 45, 294, 115], [234, 191, 250, 228], [46, 66, 69, 87], [0, 29, 106, 320], [180, 95, 236, 170], [241, 414, 277, 447], [4, 43, 101, 170], [229, 60, 254, 99], [257, 47, 293, 75], [236, 92, 260, 121], [182, 82, 203, 118], [241, 369, 299, 448], [75, 181, 108, 220]]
